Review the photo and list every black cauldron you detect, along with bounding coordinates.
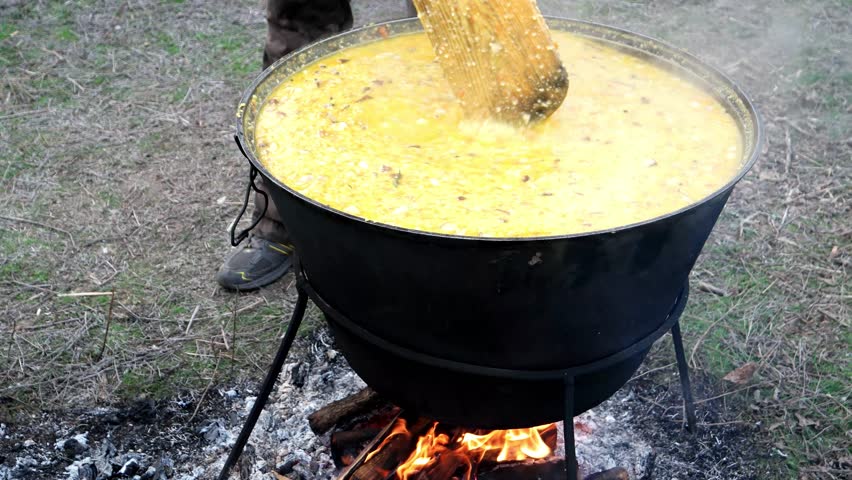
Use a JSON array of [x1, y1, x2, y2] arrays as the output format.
[[234, 18, 761, 428]]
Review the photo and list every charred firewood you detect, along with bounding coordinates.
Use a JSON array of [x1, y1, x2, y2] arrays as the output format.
[[477, 458, 567, 480], [584, 467, 629, 480], [414, 450, 470, 480], [343, 416, 433, 480], [309, 387, 382, 435], [331, 428, 382, 468]]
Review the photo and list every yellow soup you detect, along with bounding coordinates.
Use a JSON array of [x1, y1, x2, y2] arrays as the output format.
[[255, 31, 743, 237]]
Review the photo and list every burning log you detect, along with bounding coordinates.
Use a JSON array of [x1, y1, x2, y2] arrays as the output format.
[[584, 467, 629, 480], [472, 423, 558, 469], [413, 450, 470, 480], [309, 387, 382, 435], [346, 417, 433, 480], [331, 428, 382, 468], [338, 418, 560, 480]]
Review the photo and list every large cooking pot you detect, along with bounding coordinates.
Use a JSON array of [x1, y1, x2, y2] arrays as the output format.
[[234, 18, 761, 427]]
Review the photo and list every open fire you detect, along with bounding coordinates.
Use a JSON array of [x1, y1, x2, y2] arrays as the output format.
[[362, 418, 557, 480]]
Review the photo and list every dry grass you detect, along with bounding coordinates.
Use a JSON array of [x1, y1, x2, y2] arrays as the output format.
[[0, 0, 315, 408], [546, 1, 850, 477], [0, 0, 849, 479]]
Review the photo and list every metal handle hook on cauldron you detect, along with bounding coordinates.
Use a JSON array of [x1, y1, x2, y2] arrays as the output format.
[[228, 134, 268, 247]]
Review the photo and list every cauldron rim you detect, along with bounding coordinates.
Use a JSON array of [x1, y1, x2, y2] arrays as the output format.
[[235, 16, 762, 244]]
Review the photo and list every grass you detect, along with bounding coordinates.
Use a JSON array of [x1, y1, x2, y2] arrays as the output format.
[[195, 27, 262, 78], [154, 31, 181, 56], [0, 0, 848, 478], [55, 27, 78, 43], [677, 209, 850, 477], [0, 148, 37, 183], [0, 230, 54, 284], [0, 0, 299, 413]]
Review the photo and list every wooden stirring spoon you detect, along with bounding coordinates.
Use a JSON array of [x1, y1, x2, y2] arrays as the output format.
[[412, 0, 569, 125]]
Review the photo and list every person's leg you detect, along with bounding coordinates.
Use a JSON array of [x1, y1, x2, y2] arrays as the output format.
[[250, 0, 353, 243], [217, 0, 352, 291], [263, 0, 353, 69]]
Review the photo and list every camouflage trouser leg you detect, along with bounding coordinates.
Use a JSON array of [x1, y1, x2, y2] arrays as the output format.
[[250, 0, 353, 244]]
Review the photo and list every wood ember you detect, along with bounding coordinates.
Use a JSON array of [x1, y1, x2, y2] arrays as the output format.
[[476, 424, 558, 470], [309, 387, 382, 435], [331, 428, 381, 468], [339, 422, 560, 480], [413, 450, 469, 480], [344, 416, 433, 480]]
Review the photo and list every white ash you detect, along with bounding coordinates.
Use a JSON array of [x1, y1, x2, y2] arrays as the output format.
[[197, 418, 231, 445], [55, 432, 89, 452], [190, 331, 366, 480], [569, 389, 654, 479], [188, 330, 657, 480], [0, 455, 39, 480], [118, 458, 140, 476], [64, 457, 94, 480]]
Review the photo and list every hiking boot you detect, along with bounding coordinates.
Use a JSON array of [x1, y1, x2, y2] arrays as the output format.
[[216, 236, 294, 291]]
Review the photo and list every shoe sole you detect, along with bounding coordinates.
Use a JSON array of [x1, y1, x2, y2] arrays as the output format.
[[226, 256, 293, 291]]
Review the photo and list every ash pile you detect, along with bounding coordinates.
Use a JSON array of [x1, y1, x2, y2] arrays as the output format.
[[197, 330, 654, 480]]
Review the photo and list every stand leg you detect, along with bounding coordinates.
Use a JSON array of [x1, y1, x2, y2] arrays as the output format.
[[671, 321, 697, 433], [217, 289, 309, 480], [563, 374, 578, 480]]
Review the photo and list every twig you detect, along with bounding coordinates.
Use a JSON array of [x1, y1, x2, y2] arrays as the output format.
[[220, 324, 230, 351], [117, 298, 264, 323], [668, 419, 749, 427], [231, 293, 238, 373], [776, 116, 814, 137], [0, 215, 76, 248], [57, 291, 114, 298], [0, 108, 50, 120], [64, 76, 85, 93], [190, 356, 221, 422], [5, 316, 16, 364], [628, 362, 676, 383], [695, 280, 729, 297], [40, 46, 65, 61], [688, 313, 731, 369], [784, 126, 793, 175], [694, 382, 772, 405], [817, 308, 846, 326], [185, 305, 200, 335], [688, 288, 751, 368], [5, 279, 56, 294], [96, 291, 116, 362]]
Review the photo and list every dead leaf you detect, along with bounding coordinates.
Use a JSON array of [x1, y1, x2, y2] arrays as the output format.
[[829, 245, 839, 260], [271, 473, 291, 480], [758, 170, 782, 181], [722, 362, 758, 384], [795, 413, 819, 428]]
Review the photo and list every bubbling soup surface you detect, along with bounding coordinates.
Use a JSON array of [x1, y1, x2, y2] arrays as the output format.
[[255, 31, 743, 237]]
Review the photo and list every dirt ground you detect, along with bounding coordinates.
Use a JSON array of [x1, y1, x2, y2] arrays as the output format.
[[0, 0, 849, 479]]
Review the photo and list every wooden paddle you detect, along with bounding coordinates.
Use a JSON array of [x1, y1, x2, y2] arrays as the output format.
[[412, 0, 569, 125]]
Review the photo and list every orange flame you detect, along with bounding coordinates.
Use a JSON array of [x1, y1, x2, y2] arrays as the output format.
[[390, 422, 555, 480], [365, 418, 415, 463], [460, 425, 553, 463], [395, 423, 467, 480]]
